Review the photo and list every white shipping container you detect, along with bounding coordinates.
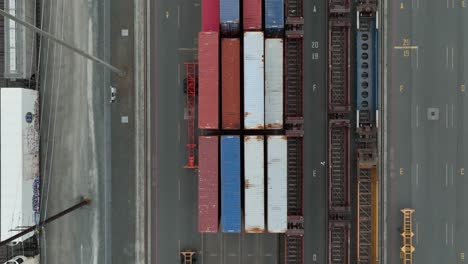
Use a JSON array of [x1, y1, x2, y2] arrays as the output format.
[[1, 88, 38, 243], [267, 135, 287, 233], [244, 32, 264, 129], [265, 39, 283, 129], [244, 135, 265, 232]]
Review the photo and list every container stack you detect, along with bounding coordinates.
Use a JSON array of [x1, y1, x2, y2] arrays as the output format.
[[197, 0, 288, 234]]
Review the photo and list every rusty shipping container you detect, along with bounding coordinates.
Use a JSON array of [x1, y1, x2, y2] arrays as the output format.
[[243, 0, 262, 31], [198, 32, 219, 129], [202, 0, 220, 32], [222, 39, 241, 129], [198, 136, 219, 233]]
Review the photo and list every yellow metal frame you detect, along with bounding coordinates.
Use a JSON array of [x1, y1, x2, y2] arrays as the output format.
[[400, 208, 415, 264], [180, 251, 196, 264]]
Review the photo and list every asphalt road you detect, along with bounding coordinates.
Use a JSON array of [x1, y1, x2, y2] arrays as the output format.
[[303, 0, 328, 263], [384, 0, 468, 263]]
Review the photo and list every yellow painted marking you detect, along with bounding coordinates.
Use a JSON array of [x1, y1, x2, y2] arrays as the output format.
[[461, 84, 466, 92], [166, 11, 170, 18], [400, 168, 405, 175], [403, 38, 411, 46], [394, 46, 418, 50], [400, 84, 405, 93], [462, 0, 467, 7], [461, 168, 465, 175], [400, 2, 405, 9], [461, 252, 465, 260]]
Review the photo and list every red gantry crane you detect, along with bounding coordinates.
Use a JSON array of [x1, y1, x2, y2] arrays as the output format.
[[184, 62, 198, 169]]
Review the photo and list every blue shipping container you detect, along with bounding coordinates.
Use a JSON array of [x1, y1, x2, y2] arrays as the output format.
[[221, 136, 241, 233], [265, 0, 284, 37], [220, 0, 240, 37]]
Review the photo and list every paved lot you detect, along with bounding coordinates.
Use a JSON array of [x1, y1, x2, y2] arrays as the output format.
[[38, 0, 143, 263], [384, 1, 468, 263]]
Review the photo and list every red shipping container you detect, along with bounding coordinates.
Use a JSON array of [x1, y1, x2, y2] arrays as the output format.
[[198, 32, 219, 129], [243, 0, 262, 31], [198, 136, 219, 233], [202, 0, 220, 31], [221, 39, 241, 129]]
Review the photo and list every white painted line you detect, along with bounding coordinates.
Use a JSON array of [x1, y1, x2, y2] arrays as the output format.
[[451, 48, 454, 69], [451, 104, 454, 128], [416, 222, 419, 244], [446, 46, 449, 68], [446, 104, 449, 128], [446, 223, 448, 244], [178, 179, 181, 201], [452, 0, 455, 8], [178, 63, 181, 85], [416, 163, 419, 186], [452, 223, 454, 245], [177, 5, 180, 28], [446, 163, 449, 187], [451, 163, 454, 186], [121, 29, 129, 37], [178, 239, 181, 252], [416, 105, 419, 128]]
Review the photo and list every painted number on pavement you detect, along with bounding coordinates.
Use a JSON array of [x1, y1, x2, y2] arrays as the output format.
[[461, 168, 465, 175], [312, 41, 319, 48], [400, 168, 405, 175], [312, 53, 319, 60]]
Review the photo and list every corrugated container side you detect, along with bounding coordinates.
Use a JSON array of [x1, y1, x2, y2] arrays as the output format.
[[202, 0, 220, 32], [243, 0, 262, 30], [221, 136, 241, 233], [220, 0, 240, 37], [198, 32, 219, 129], [265, 39, 284, 129], [243, 32, 265, 130], [222, 39, 241, 129], [267, 135, 287, 233], [198, 136, 219, 233], [244, 136, 265, 233], [265, 0, 285, 37]]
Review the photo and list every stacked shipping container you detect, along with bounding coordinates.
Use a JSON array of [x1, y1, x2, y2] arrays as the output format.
[[198, 136, 219, 232], [202, 0, 219, 31], [196, 0, 292, 237], [243, 32, 265, 130], [221, 39, 241, 129], [198, 32, 219, 129], [221, 136, 241, 233]]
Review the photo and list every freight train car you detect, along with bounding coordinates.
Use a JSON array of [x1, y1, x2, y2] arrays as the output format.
[[244, 32, 265, 130], [198, 32, 219, 129], [221, 136, 241, 233], [265, 0, 285, 37], [220, 0, 240, 37], [265, 38, 284, 129], [267, 136, 287, 233], [202, 0, 220, 32], [244, 136, 265, 233], [356, 16, 377, 127], [243, 0, 262, 31], [222, 39, 241, 129], [198, 136, 219, 233]]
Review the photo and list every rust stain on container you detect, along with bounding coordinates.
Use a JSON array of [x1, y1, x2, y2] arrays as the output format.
[[265, 123, 282, 129], [245, 179, 253, 188], [245, 227, 265, 233]]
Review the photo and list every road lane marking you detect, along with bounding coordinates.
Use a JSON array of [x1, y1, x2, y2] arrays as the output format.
[[416, 105, 419, 128], [446, 163, 449, 187], [452, 48, 454, 69], [446, 223, 448, 244], [177, 5, 180, 28], [178, 121, 181, 143], [446, 46, 449, 68], [446, 104, 449, 128], [394, 46, 418, 49], [416, 163, 419, 186], [452, 223, 454, 245], [178, 239, 181, 252], [415, 48, 419, 68], [451, 104, 454, 128], [178, 179, 181, 200], [452, 164, 454, 185]]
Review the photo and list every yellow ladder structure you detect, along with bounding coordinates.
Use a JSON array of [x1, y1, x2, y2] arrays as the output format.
[[400, 208, 415, 264], [180, 251, 196, 264]]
